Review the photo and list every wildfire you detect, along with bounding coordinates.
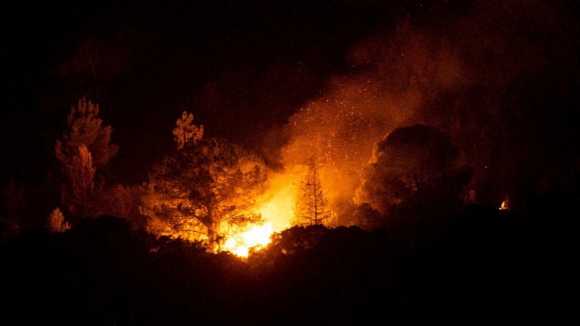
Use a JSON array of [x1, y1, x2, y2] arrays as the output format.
[[223, 173, 298, 257], [256, 185, 295, 231], [224, 222, 274, 257]]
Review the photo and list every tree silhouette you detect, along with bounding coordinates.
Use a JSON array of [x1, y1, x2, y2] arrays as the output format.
[[353, 203, 383, 230], [142, 120, 267, 248], [47, 208, 70, 233], [100, 184, 145, 229], [355, 124, 470, 217], [172, 111, 204, 150], [56, 98, 118, 220], [294, 160, 330, 226], [69, 145, 96, 215]]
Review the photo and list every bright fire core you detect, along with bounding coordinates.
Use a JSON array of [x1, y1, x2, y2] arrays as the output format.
[[224, 223, 273, 257], [223, 180, 296, 257]]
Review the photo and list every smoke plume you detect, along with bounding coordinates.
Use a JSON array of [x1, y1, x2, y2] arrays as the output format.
[[277, 0, 578, 222]]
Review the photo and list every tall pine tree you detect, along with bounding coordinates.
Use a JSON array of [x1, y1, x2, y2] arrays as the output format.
[[56, 98, 118, 221], [294, 159, 330, 226]]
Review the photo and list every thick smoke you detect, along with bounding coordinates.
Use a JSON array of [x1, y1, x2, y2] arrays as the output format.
[[277, 0, 578, 223]]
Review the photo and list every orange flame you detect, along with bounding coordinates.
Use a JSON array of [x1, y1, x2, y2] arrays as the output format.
[[499, 197, 510, 211], [224, 222, 274, 257], [223, 172, 298, 257]]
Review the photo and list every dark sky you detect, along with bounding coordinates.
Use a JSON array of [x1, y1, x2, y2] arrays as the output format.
[[1, 0, 579, 198], [0, 0, 397, 184]]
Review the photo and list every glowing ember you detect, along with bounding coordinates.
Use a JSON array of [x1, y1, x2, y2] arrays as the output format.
[[499, 197, 510, 211]]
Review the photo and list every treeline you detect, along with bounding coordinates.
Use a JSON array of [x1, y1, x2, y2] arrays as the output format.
[[2, 95, 579, 249], [0, 99, 271, 246], [1, 201, 577, 325]]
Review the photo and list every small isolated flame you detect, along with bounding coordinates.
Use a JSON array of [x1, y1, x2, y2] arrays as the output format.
[[499, 197, 510, 211]]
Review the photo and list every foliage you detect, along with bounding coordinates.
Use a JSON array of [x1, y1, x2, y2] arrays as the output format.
[[47, 208, 70, 233], [294, 160, 330, 226], [355, 124, 470, 218], [352, 203, 383, 230], [56, 98, 118, 170], [265, 225, 329, 256], [0, 205, 575, 325], [100, 184, 145, 229], [142, 137, 268, 246], [55, 98, 118, 221], [173, 111, 204, 150], [69, 145, 95, 215]]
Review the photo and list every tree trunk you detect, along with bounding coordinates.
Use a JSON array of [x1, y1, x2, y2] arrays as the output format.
[[206, 205, 218, 252]]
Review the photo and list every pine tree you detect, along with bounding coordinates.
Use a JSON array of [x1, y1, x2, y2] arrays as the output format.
[[56, 98, 118, 170], [69, 145, 95, 216], [294, 160, 330, 226], [173, 111, 204, 150], [47, 207, 71, 233], [56, 98, 118, 220], [142, 114, 266, 249]]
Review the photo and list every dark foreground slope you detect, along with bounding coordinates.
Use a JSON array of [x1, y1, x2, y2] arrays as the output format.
[[1, 204, 578, 325]]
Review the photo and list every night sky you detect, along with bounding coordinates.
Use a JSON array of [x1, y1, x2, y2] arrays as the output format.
[[1, 0, 389, 184], [1, 0, 579, 208]]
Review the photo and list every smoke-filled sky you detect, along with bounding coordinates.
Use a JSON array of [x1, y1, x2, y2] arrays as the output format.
[[1, 0, 579, 213], [282, 0, 580, 215]]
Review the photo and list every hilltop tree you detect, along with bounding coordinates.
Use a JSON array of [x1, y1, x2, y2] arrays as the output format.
[[68, 145, 96, 216], [142, 115, 267, 248], [56, 98, 118, 220], [355, 124, 470, 218], [173, 111, 204, 150], [47, 207, 71, 233], [294, 160, 330, 226]]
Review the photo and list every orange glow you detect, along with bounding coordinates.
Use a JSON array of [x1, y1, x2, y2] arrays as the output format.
[[224, 222, 273, 257], [222, 172, 299, 257], [499, 197, 510, 211], [255, 172, 298, 231], [146, 158, 331, 257]]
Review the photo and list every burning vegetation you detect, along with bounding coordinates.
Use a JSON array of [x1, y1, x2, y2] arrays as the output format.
[[0, 1, 579, 324], [42, 0, 579, 256], [50, 103, 325, 257], [137, 111, 337, 256], [102, 102, 371, 257]]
